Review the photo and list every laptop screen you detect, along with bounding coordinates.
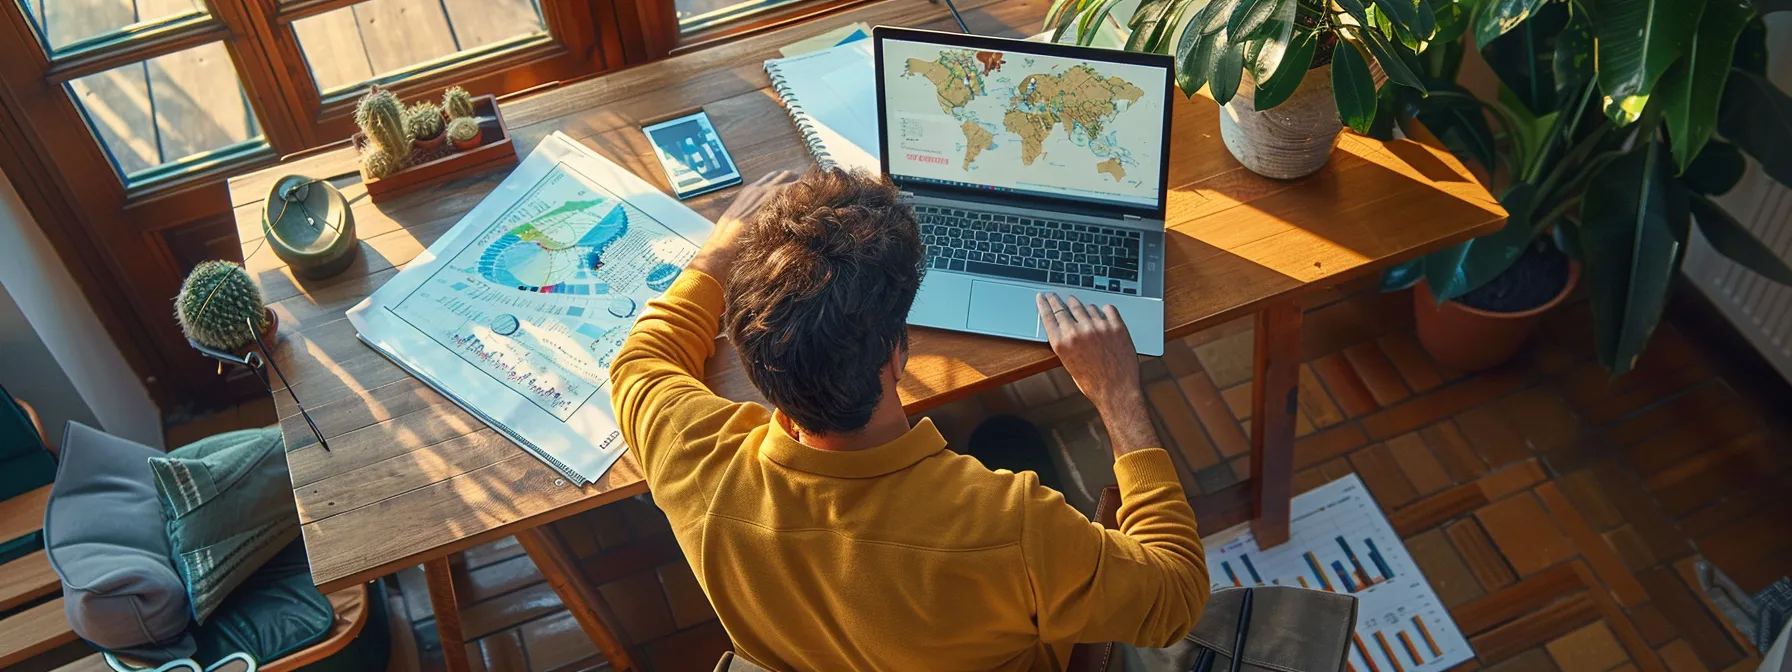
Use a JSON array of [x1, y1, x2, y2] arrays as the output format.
[[876, 32, 1172, 213]]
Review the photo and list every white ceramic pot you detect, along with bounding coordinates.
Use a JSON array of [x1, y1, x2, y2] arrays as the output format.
[[1218, 64, 1342, 180]]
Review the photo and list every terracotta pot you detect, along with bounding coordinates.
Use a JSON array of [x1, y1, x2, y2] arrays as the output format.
[[1219, 64, 1343, 180], [451, 129, 482, 152], [413, 132, 446, 151], [1413, 261, 1580, 371]]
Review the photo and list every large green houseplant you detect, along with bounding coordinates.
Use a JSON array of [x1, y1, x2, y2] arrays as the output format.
[[1048, 0, 1464, 177], [1380, 0, 1792, 374]]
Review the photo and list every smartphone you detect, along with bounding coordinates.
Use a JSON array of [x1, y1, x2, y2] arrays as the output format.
[[643, 110, 743, 200]]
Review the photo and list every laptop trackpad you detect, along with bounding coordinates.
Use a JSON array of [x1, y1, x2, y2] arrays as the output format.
[[966, 281, 1043, 339]]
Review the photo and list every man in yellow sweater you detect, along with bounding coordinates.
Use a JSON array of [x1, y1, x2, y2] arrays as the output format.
[[611, 169, 1208, 671]]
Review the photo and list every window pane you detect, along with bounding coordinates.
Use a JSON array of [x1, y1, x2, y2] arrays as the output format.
[[294, 0, 547, 93], [677, 0, 803, 32], [17, 0, 207, 53], [67, 41, 263, 180]]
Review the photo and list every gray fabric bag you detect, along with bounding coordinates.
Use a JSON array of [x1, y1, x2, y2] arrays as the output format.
[[1125, 586, 1358, 672]]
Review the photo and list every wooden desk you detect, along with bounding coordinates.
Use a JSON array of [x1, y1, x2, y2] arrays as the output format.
[[229, 0, 1503, 668]]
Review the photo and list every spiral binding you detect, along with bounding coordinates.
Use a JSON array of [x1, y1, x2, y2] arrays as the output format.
[[766, 62, 838, 171]]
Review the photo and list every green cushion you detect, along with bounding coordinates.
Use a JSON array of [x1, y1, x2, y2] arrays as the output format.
[[0, 387, 55, 501], [188, 539, 331, 664], [149, 427, 299, 625]]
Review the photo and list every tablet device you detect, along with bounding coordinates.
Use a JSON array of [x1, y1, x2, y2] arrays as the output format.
[[643, 110, 742, 199]]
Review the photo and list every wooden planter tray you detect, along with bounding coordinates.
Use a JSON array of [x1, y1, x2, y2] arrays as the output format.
[[356, 94, 518, 203]]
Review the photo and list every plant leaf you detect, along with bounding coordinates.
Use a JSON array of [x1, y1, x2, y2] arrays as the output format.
[[1424, 183, 1541, 301], [1211, 38, 1248, 104], [1176, 19, 1222, 95], [1126, 0, 1175, 50], [1252, 28, 1319, 108], [1688, 194, 1792, 285], [1334, 0, 1374, 28], [1552, 14, 1593, 100], [1359, 21, 1428, 92], [1381, 259, 1425, 291], [1480, 1, 1566, 117], [1429, 0, 1477, 42], [1680, 138, 1745, 195], [1659, 0, 1754, 174], [1416, 83, 1498, 172], [1371, 0, 1418, 34], [1146, 0, 1208, 53], [1496, 85, 1560, 178], [1334, 42, 1379, 133], [1474, 0, 1547, 47], [1078, 0, 1124, 45], [1717, 70, 1792, 190], [1201, 0, 1247, 33], [1248, 0, 1300, 80], [1045, 0, 1084, 31], [1580, 143, 1685, 375], [1366, 82, 1401, 140], [1230, 0, 1282, 41], [1594, 0, 1704, 125]]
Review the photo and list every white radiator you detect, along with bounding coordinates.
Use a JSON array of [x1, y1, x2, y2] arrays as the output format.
[[1682, 14, 1792, 382]]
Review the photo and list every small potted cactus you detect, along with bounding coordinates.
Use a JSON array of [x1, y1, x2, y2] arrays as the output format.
[[446, 116, 481, 151], [442, 86, 476, 121], [175, 260, 276, 354], [354, 87, 410, 180], [407, 101, 446, 150]]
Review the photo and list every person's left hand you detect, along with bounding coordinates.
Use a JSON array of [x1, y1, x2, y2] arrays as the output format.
[[688, 170, 799, 278]]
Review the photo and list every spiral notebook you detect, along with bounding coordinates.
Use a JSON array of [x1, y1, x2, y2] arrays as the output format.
[[764, 39, 879, 172]]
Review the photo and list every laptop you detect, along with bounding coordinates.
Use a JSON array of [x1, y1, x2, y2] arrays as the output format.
[[873, 26, 1175, 355]]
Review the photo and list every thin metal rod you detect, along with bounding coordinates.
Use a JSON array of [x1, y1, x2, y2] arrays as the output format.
[[939, 0, 970, 32]]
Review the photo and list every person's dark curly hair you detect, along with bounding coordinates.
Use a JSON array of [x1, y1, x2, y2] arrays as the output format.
[[723, 169, 924, 435]]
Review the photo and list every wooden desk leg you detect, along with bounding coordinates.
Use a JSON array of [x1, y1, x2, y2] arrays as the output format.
[[517, 525, 639, 672], [1250, 301, 1302, 548], [423, 556, 473, 672]]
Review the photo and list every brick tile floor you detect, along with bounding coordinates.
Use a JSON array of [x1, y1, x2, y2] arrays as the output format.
[[152, 284, 1792, 672]]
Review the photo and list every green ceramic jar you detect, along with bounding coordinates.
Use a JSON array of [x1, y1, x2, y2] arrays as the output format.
[[262, 175, 357, 280]]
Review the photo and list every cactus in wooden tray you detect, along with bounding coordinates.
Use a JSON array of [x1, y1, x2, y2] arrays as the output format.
[[175, 260, 269, 352], [360, 147, 402, 179], [354, 88, 409, 152], [442, 86, 475, 120], [407, 102, 444, 141], [446, 116, 480, 144]]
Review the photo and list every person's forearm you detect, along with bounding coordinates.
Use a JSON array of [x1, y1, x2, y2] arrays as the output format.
[[1094, 386, 1158, 457]]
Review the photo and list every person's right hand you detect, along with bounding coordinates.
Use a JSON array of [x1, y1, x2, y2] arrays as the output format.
[[687, 170, 799, 279], [1037, 293, 1156, 456]]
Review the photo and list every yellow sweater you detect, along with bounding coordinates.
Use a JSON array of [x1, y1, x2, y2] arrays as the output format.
[[611, 270, 1209, 671]]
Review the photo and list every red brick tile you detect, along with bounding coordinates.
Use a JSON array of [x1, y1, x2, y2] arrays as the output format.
[[1391, 482, 1490, 536], [462, 582, 563, 639], [1387, 431, 1452, 496], [1557, 469, 1624, 532], [1312, 351, 1379, 417], [1293, 423, 1369, 470], [1630, 604, 1677, 647], [598, 569, 678, 645], [1295, 409, 1317, 438], [1162, 339, 1204, 377], [1146, 377, 1221, 471], [1590, 461, 1695, 565], [1647, 431, 1782, 516], [1625, 419, 1758, 482], [1497, 388, 1582, 452], [1657, 640, 1707, 672], [1604, 525, 1656, 571], [1222, 382, 1252, 421], [658, 562, 717, 629], [1344, 341, 1412, 406], [1421, 420, 1489, 484], [1378, 332, 1446, 392], [1477, 460, 1547, 501], [1227, 454, 1251, 481], [645, 620, 735, 672], [1349, 442, 1420, 510], [1468, 593, 1601, 664], [1193, 329, 1255, 388], [1293, 466, 1331, 495], [461, 552, 544, 604], [1596, 382, 1733, 448], [519, 611, 599, 672], [1580, 361, 1714, 427], [1476, 492, 1576, 576], [1011, 372, 1063, 408], [1175, 372, 1250, 459], [1536, 483, 1649, 608], [1448, 519, 1517, 592], [1297, 364, 1345, 428], [475, 628, 527, 672], [1484, 649, 1561, 672], [1451, 562, 1583, 635], [1454, 401, 1533, 468], [462, 536, 526, 570], [1406, 528, 1485, 608], [1545, 622, 1629, 672], [556, 517, 603, 560], [1360, 368, 1528, 440]]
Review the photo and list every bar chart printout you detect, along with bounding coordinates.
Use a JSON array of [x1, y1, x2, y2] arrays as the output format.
[[1201, 474, 1473, 672]]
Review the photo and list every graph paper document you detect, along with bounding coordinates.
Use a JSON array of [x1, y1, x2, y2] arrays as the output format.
[[347, 132, 714, 484], [1201, 474, 1473, 672]]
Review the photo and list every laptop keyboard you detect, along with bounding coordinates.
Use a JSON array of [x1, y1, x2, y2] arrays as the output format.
[[914, 205, 1144, 295]]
